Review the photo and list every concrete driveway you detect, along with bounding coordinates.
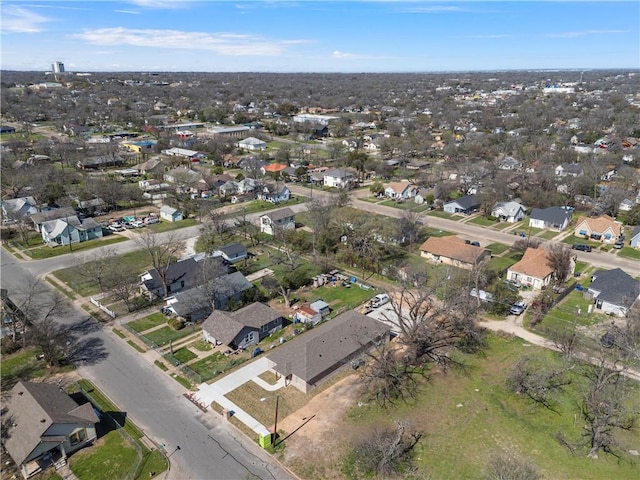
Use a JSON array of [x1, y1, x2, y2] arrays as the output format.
[[192, 357, 285, 437]]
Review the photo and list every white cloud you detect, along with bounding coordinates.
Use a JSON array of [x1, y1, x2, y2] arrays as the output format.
[[115, 10, 141, 15], [1, 6, 50, 33], [128, 0, 193, 9], [71, 27, 307, 56], [546, 29, 629, 38]]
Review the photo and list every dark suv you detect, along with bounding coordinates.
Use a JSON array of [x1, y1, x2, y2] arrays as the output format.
[[572, 244, 592, 252]]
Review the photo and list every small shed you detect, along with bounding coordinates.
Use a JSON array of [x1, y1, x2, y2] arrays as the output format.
[[159, 205, 183, 223]]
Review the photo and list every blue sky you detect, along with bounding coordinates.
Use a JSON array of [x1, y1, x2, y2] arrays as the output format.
[[1, 1, 638, 72]]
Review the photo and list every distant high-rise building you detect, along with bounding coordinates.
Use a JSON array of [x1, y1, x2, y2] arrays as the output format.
[[52, 61, 65, 74]]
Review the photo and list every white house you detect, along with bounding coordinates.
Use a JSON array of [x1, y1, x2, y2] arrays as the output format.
[[235, 137, 266, 151], [492, 201, 526, 223], [384, 182, 417, 200], [259, 208, 295, 235], [323, 168, 356, 188]]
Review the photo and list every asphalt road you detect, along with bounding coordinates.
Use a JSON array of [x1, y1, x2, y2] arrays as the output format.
[[1, 248, 293, 480]]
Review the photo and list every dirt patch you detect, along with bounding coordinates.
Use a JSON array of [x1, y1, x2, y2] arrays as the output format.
[[278, 373, 362, 467]]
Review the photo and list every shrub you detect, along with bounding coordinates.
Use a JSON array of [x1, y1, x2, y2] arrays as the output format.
[[168, 317, 184, 331]]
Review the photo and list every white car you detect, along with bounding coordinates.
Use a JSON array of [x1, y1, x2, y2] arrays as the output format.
[[131, 220, 144, 228]]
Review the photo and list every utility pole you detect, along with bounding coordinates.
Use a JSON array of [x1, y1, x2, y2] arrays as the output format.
[[273, 395, 280, 443]]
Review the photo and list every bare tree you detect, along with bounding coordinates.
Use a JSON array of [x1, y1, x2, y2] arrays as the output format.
[[580, 355, 637, 457], [351, 421, 422, 478], [234, 207, 262, 246], [506, 355, 572, 412], [75, 248, 117, 293], [135, 230, 183, 298], [547, 322, 583, 360], [546, 243, 574, 284], [109, 263, 140, 313]]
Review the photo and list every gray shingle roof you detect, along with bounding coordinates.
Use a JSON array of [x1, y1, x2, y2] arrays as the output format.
[[267, 311, 389, 384], [263, 207, 295, 222], [202, 302, 282, 345], [4, 381, 98, 465], [529, 206, 571, 225], [589, 268, 640, 309], [445, 194, 479, 210]]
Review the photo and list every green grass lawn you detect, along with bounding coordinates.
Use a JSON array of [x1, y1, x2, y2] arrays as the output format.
[[422, 227, 455, 238], [143, 325, 200, 347], [341, 335, 639, 480], [143, 218, 199, 233], [539, 290, 606, 330], [228, 196, 305, 216], [127, 313, 167, 333], [485, 242, 510, 255], [426, 210, 456, 220], [561, 234, 600, 247], [468, 216, 496, 227], [488, 250, 522, 273], [538, 229, 560, 240], [70, 431, 138, 480], [190, 340, 213, 351], [26, 236, 126, 260], [0, 347, 48, 390], [618, 246, 640, 260], [189, 352, 247, 381], [493, 221, 515, 231], [173, 347, 197, 363], [135, 449, 168, 480], [298, 283, 373, 314], [53, 250, 153, 297]]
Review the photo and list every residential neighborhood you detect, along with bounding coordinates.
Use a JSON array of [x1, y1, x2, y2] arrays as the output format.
[[1, 67, 639, 480]]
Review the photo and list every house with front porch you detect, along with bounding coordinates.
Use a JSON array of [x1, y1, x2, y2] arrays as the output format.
[[506, 246, 575, 290], [323, 169, 356, 188], [4, 381, 99, 479], [384, 182, 417, 200], [492, 201, 526, 223], [41, 216, 103, 246], [574, 214, 622, 244], [528, 206, 572, 231], [443, 195, 480, 215]]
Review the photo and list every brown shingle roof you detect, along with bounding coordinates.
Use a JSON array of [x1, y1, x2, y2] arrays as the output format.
[[202, 302, 282, 345], [419, 236, 486, 265], [267, 311, 389, 384], [575, 214, 622, 236], [508, 247, 553, 280]]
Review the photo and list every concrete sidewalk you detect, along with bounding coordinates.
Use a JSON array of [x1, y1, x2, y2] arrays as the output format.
[[192, 357, 278, 436]]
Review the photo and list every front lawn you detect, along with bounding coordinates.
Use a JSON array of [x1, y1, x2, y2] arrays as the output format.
[[136, 449, 168, 480], [538, 229, 560, 240], [561, 234, 600, 247], [127, 313, 167, 333], [26, 236, 126, 260], [538, 290, 605, 330], [468, 216, 496, 227], [229, 196, 305, 216], [488, 250, 522, 273], [143, 325, 200, 347], [485, 242, 510, 255], [173, 347, 197, 363], [618, 246, 640, 260], [189, 352, 248, 381], [143, 218, 199, 233], [426, 210, 456, 220], [70, 430, 138, 480]]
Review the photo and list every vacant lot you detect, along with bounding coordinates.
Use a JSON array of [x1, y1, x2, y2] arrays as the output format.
[[127, 313, 166, 333], [283, 335, 639, 480], [143, 325, 199, 347]]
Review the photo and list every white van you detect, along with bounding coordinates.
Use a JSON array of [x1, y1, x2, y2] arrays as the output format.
[[370, 293, 390, 308]]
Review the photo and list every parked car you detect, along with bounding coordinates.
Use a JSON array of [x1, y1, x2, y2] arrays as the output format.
[[572, 244, 592, 252], [370, 293, 390, 308], [613, 241, 624, 249], [470, 241, 480, 247], [509, 301, 527, 315], [131, 220, 144, 228], [144, 217, 159, 225]]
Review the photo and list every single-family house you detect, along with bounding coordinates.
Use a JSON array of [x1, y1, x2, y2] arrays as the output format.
[[1, 196, 38, 221], [555, 163, 583, 177], [261, 163, 288, 176], [213, 243, 248, 264], [140, 256, 226, 299], [237, 177, 258, 195], [201, 302, 283, 349], [499, 156, 522, 170], [165, 271, 253, 321], [630, 226, 640, 249], [619, 199, 636, 212], [30, 208, 77, 232], [218, 180, 239, 197], [309, 299, 331, 317], [257, 185, 290, 204], [259, 208, 295, 235], [294, 305, 322, 326], [4, 381, 99, 479], [443, 195, 480, 215], [159, 206, 183, 223], [41, 216, 103, 247], [586, 268, 640, 317], [235, 137, 266, 151], [419, 236, 490, 270], [492, 201, 526, 223], [323, 169, 356, 189], [528, 207, 572, 231], [266, 311, 390, 393], [506, 246, 575, 290], [574, 214, 622, 243], [384, 182, 418, 200], [76, 155, 125, 170], [134, 157, 167, 175]]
